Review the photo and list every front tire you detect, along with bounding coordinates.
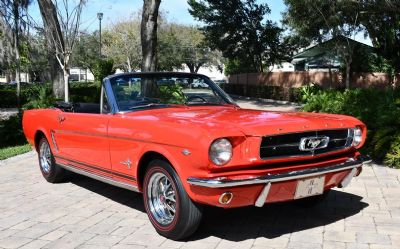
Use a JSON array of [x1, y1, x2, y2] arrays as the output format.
[[143, 159, 203, 240], [38, 137, 65, 183]]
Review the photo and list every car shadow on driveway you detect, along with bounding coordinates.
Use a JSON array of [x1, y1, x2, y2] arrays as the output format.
[[69, 174, 146, 212], [192, 190, 368, 241], [68, 174, 368, 241]]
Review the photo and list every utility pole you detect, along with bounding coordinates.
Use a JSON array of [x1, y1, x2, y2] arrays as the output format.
[[97, 12, 103, 57]]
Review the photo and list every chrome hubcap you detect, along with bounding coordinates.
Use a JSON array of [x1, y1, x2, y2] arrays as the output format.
[[39, 141, 51, 174], [147, 172, 176, 225]]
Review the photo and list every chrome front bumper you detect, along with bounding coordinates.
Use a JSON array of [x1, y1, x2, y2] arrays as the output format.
[[187, 155, 372, 189]]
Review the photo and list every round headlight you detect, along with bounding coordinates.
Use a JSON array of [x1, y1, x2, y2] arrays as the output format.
[[353, 126, 363, 146], [209, 138, 232, 166]]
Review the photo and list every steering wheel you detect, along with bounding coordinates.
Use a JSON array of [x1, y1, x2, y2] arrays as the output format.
[[186, 95, 208, 103]]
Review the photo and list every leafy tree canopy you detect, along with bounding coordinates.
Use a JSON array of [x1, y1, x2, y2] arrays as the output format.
[[188, 0, 293, 73], [102, 14, 222, 73], [283, 0, 400, 73]]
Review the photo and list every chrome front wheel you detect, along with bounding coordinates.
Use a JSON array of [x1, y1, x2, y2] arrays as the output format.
[[147, 172, 177, 225], [143, 160, 203, 240]]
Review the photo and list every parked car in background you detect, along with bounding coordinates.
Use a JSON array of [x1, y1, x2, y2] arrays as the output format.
[[214, 79, 227, 85], [190, 80, 209, 88], [23, 72, 371, 240]]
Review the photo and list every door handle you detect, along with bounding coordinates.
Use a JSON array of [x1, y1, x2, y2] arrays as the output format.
[[58, 115, 66, 123]]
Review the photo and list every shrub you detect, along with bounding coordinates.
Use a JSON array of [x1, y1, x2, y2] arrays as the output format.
[[70, 82, 99, 103], [297, 83, 322, 103], [220, 84, 289, 101], [385, 133, 400, 168], [301, 87, 400, 168], [91, 58, 115, 84], [22, 86, 58, 110], [0, 114, 26, 148], [0, 83, 52, 108], [0, 90, 18, 107]]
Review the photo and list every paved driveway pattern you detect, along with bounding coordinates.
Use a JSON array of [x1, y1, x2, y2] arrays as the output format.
[[0, 154, 400, 249]]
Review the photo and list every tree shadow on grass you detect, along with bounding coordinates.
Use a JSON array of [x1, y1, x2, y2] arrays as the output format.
[[68, 174, 367, 242]]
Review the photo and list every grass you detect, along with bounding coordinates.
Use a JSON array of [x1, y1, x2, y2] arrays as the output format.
[[0, 144, 32, 160]]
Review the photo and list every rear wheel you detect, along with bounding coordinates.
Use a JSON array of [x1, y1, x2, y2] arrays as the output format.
[[143, 159, 203, 240], [38, 137, 65, 183]]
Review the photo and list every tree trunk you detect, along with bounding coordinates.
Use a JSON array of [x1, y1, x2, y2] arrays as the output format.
[[186, 63, 195, 73], [141, 0, 161, 72], [12, 1, 21, 108], [63, 68, 69, 102], [328, 64, 333, 89], [345, 58, 352, 89], [127, 57, 132, 72], [194, 63, 204, 73], [51, 56, 65, 100]]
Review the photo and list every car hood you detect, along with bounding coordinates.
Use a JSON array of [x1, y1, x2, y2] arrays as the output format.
[[124, 106, 362, 137]]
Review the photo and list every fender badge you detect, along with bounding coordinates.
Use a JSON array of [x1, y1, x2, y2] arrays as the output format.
[[182, 149, 191, 156], [120, 158, 132, 169]]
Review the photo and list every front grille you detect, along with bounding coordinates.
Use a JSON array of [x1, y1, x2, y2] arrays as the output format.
[[260, 129, 354, 159]]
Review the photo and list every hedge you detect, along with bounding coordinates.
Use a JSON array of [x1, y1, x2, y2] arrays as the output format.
[[0, 82, 99, 108], [219, 83, 301, 102], [301, 87, 400, 168]]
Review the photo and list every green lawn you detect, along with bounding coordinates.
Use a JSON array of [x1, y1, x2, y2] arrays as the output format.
[[0, 144, 32, 160]]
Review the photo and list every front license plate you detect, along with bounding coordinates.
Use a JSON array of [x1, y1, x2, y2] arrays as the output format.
[[294, 176, 325, 199]]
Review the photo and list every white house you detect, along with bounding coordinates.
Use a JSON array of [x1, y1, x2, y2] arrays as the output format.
[[177, 65, 227, 81], [268, 62, 295, 72], [69, 68, 94, 82]]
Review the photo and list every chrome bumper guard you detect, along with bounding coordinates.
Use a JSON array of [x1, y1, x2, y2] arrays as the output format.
[[187, 155, 372, 189]]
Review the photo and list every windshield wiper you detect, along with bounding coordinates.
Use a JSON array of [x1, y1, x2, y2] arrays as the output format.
[[128, 103, 166, 110]]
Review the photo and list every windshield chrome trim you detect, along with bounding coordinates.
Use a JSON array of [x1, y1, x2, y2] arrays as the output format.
[[103, 77, 120, 113]]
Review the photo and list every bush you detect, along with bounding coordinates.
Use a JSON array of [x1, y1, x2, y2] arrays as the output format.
[[0, 83, 52, 108], [0, 114, 27, 148], [70, 82, 99, 103], [91, 58, 115, 84], [22, 86, 58, 110], [297, 83, 322, 103], [0, 90, 18, 107], [301, 87, 400, 168], [385, 133, 400, 168], [220, 84, 291, 101]]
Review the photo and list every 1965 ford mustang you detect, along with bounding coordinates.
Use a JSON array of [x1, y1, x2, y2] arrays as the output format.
[[23, 72, 371, 240]]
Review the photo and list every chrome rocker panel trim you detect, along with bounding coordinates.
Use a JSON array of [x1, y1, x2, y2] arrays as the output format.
[[187, 155, 372, 188], [57, 163, 139, 192]]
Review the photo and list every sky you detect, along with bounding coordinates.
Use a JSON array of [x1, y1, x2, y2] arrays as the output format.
[[28, 0, 371, 45], [29, 0, 287, 31]]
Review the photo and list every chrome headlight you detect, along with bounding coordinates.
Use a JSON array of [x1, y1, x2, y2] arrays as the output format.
[[209, 138, 232, 165], [352, 126, 363, 146]]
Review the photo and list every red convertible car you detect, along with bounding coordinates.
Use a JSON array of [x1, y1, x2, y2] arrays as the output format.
[[23, 72, 371, 240]]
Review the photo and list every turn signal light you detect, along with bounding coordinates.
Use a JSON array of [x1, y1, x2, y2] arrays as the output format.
[[219, 192, 233, 205]]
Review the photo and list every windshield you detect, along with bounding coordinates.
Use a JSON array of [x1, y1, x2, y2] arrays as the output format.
[[109, 74, 234, 112]]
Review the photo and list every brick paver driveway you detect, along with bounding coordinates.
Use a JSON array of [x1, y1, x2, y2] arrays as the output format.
[[1, 153, 400, 249]]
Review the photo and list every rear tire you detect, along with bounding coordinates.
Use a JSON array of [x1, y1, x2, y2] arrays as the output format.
[[38, 137, 65, 183], [143, 159, 203, 240]]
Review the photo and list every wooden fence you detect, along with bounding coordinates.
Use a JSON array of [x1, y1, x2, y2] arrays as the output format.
[[228, 72, 399, 89]]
